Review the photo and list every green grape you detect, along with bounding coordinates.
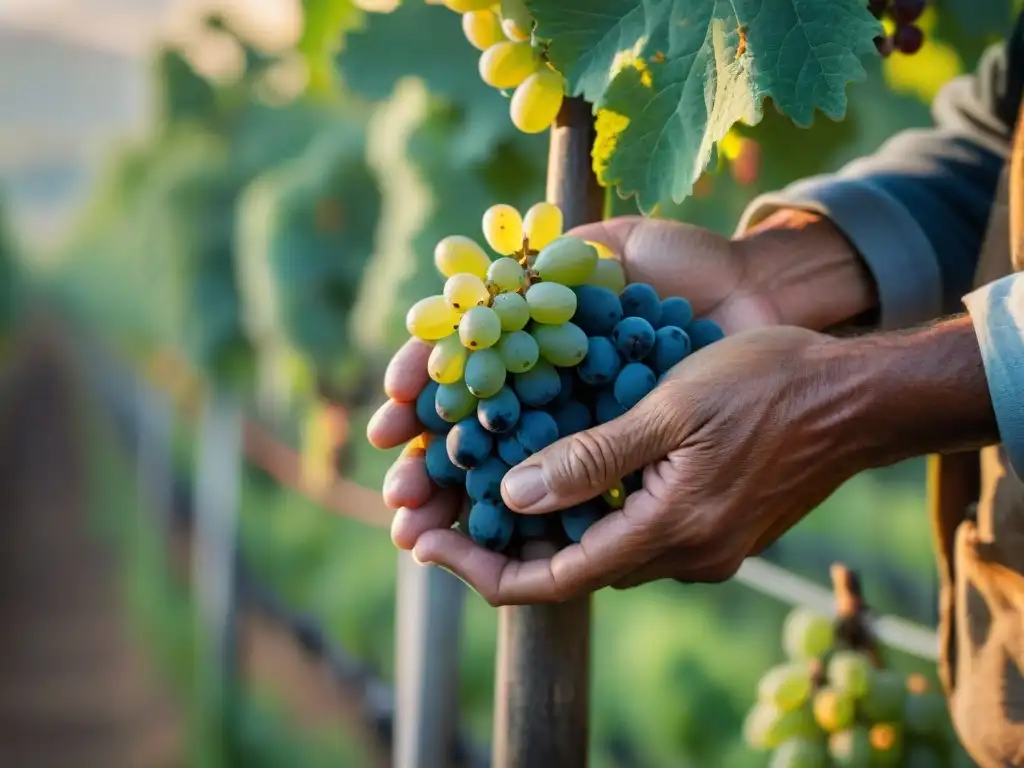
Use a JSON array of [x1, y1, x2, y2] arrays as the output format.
[[858, 668, 905, 723], [501, 16, 531, 42], [496, 329, 539, 373], [491, 292, 530, 331], [436, 381, 478, 422], [782, 607, 835, 661], [482, 203, 525, 255], [533, 236, 598, 285], [462, 9, 504, 50], [435, 235, 491, 278], [763, 706, 818, 749], [444, 273, 490, 312], [525, 282, 577, 324], [487, 257, 526, 292], [459, 305, 502, 350], [501, 0, 533, 37], [867, 723, 902, 766], [532, 321, 588, 366], [444, 0, 492, 11], [903, 691, 948, 740], [478, 41, 538, 90], [429, 334, 468, 384], [602, 479, 626, 509], [812, 687, 855, 733], [827, 651, 871, 700], [523, 202, 563, 251], [758, 662, 813, 712], [510, 67, 565, 134], [828, 727, 871, 767], [406, 295, 461, 341], [464, 348, 507, 398], [584, 256, 627, 293], [769, 738, 828, 768], [743, 703, 778, 750]]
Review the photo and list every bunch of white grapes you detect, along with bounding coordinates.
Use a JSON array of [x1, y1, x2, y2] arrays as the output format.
[[439, 0, 565, 135], [404, 201, 725, 551], [744, 607, 976, 767]]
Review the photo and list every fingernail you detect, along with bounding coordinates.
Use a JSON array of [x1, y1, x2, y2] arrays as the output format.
[[502, 466, 548, 509]]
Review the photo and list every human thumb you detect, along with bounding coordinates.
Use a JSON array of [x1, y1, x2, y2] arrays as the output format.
[[500, 399, 677, 514]]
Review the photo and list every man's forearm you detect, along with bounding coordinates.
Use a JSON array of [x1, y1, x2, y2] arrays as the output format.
[[826, 315, 999, 468]]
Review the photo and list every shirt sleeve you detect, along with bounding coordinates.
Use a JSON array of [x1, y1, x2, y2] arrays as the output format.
[[964, 274, 1024, 477], [736, 29, 1024, 330]]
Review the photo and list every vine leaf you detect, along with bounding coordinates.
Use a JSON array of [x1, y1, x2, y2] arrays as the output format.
[[529, 0, 882, 212]]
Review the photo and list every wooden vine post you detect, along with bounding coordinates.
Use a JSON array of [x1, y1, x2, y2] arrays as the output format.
[[492, 97, 601, 768]]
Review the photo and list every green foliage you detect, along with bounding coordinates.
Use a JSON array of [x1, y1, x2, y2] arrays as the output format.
[[529, 0, 882, 211], [299, 0, 364, 97]]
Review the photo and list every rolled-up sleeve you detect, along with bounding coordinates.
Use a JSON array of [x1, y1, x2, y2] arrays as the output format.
[[965, 275, 1024, 477], [737, 34, 1023, 330]]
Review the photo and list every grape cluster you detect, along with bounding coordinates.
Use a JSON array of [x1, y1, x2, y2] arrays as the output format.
[[744, 607, 972, 767], [869, 0, 926, 57], [440, 0, 565, 135], [405, 202, 724, 552]]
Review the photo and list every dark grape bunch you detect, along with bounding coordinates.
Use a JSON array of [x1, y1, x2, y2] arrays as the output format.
[[869, 0, 926, 57], [406, 201, 726, 554], [744, 606, 976, 767]]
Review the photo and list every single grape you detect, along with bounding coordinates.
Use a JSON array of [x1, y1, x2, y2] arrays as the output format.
[[551, 399, 592, 437], [444, 272, 490, 312], [560, 501, 604, 542], [890, 0, 925, 24], [460, 305, 503, 350], [769, 738, 828, 768], [781, 607, 834, 661], [486, 257, 526, 292], [613, 362, 656, 409], [857, 668, 905, 722], [874, 34, 895, 58], [828, 727, 872, 767], [578, 336, 622, 386], [477, 385, 522, 433], [482, 202, 525, 255], [516, 409, 559, 454], [525, 282, 578, 324], [446, 418, 495, 469], [425, 434, 468, 487], [468, 500, 514, 550], [762, 706, 819, 749], [533, 236, 598, 285], [464, 348, 507, 398], [552, 367, 575, 406], [406, 295, 461, 341], [434, 235, 491, 279], [491, 291, 531, 331], [572, 285, 623, 336], [585, 258, 627, 293], [516, 512, 549, 538], [496, 329, 540, 373], [478, 40, 538, 90], [611, 316, 656, 361], [687, 317, 725, 349], [743, 703, 777, 750], [649, 326, 691, 374], [429, 333, 469, 384], [462, 9, 504, 50], [758, 662, 813, 712], [813, 687, 855, 733], [497, 433, 529, 465], [532, 322, 589, 367], [417, 381, 453, 433], [827, 652, 871, 700], [435, 380, 478, 423], [619, 283, 662, 324], [867, 723, 902, 766], [903, 691, 948, 739], [501, 16, 531, 42], [894, 23, 923, 55], [466, 456, 511, 503], [511, 67, 565, 134], [522, 202, 563, 251], [658, 297, 694, 329], [500, 0, 533, 39], [594, 388, 626, 423], [443, 0, 493, 11], [602, 479, 626, 509], [513, 359, 561, 407]]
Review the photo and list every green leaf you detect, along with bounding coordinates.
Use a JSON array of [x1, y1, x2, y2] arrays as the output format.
[[299, 0, 364, 98], [529, 0, 882, 211]]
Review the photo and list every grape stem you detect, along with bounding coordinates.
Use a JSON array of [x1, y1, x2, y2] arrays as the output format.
[[830, 563, 886, 669]]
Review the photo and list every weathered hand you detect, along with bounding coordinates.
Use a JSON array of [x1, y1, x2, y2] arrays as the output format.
[[412, 326, 869, 604], [367, 216, 784, 553]]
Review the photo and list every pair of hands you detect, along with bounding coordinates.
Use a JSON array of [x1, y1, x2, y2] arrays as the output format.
[[368, 215, 872, 605]]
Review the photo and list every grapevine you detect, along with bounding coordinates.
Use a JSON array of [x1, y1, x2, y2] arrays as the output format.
[[400, 201, 724, 551]]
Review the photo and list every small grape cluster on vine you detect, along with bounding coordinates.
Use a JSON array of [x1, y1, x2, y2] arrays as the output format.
[[440, 0, 566, 134], [869, 0, 926, 57], [404, 202, 724, 552]]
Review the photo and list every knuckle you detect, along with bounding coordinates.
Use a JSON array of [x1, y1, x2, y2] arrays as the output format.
[[561, 429, 619, 489], [703, 557, 742, 584]]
